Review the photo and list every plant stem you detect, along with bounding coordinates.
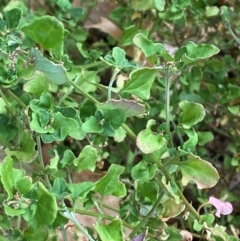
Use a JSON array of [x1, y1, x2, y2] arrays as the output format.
[[59, 226, 69, 241], [129, 191, 164, 239], [6, 89, 27, 108], [77, 61, 104, 69], [59, 73, 81, 106], [36, 135, 52, 188], [63, 206, 95, 241], [165, 67, 173, 148], [0, 88, 15, 114], [0, 137, 12, 149], [149, 152, 200, 221], [108, 68, 120, 101], [227, 23, 240, 46], [68, 79, 100, 105]]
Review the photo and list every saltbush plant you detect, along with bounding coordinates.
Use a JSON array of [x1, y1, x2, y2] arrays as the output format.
[[0, 1, 239, 241]]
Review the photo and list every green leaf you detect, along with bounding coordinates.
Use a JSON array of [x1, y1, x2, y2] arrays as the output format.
[[131, 0, 154, 11], [23, 226, 49, 241], [3, 8, 22, 29], [220, 6, 231, 22], [23, 72, 49, 98], [51, 178, 71, 200], [208, 226, 229, 241], [82, 116, 103, 133], [95, 164, 126, 197], [4, 204, 26, 216], [73, 145, 97, 172], [5, 131, 37, 163], [95, 219, 124, 241], [136, 119, 166, 154], [0, 98, 6, 114], [131, 160, 157, 181], [69, 182, 95, 202], [179, 100, 205, 129], [162, 199, 185, 220], [32, 182, 57, 227], [77, 42, 89, 58], [16, 176, 32, 194], [227, 106, 239, 115], [31, 49, 68, 85], [97, 99, 145, 118], [22, 16, 64, 58], [201, 214, 215, 226], [137, 181, 159, 202], [120, 25, 148, 46], [42, 112, 79, 142], [114, 127, 126, 142], [122, 68, 158, 100], [60, 149, 75, 168], [206, 6, 220, 17], [182, 128, 198, 151], [0, 115, 18, 142], [133, 33, 164, 57], [227, 83, 240, 100], [184, 41, 220, 61], [154, 0, 165, 11], [30, 91, 52, 112], [179, 153, 219, 189], [45, 150, 59, 174], [69, 112, 86, 140], [0, 157, 15, 200], [76, 71, 100, 93], [193, 219, 203, 232], [197, 131, 214, 146], [30, 112, 54, 134], [100, 108, 126, 130], [101, 47, 136, 68], [161, 176, 180, 204]]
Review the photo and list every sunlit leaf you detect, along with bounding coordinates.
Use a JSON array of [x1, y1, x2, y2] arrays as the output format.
[[74, 145, 97, 172], [179, 100, 205, 129], [97, 99, 145, 117], [122, 68, 158, 100], [136, 119, 166, 154], [95, 219, 124, 241], [0, 156, 14, 200], [184, 41, 220, 61], [95, 164, 126, 197], [179, 154, 219, 189], [133, 33, 164, 57]]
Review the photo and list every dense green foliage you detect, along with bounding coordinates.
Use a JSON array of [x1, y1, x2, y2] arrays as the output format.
[[0, 0, 240, 240]]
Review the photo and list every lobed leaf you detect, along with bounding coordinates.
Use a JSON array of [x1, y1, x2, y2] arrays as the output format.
[[179, 154, 219, 189], [133, 33, 164, 57], [95, 164, 126, 197], [95, 219, 124, 241], [122, 68, 158, 100]]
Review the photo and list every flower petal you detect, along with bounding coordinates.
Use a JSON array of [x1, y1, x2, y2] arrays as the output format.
[[208, 196, 233, 217]]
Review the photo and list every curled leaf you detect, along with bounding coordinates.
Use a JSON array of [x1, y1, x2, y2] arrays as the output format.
[[208, 196, 233, 218]]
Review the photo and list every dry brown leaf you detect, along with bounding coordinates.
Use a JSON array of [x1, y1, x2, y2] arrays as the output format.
[[85, 16, 122, 41]]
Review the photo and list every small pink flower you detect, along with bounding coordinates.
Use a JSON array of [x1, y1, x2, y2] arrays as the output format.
[[208, 196, 233, 217]]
